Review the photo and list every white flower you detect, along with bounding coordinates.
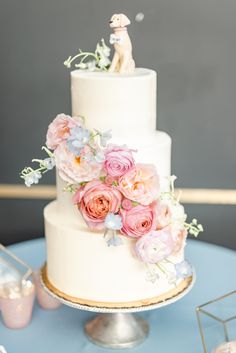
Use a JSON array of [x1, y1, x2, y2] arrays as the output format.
[[97, 54, 110, 69], [75, 62, 87, 69], [87, 61, 96, 71], [96, 41, 111, 69]]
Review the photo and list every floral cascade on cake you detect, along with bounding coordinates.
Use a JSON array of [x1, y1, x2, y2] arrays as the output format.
[[21, 113, 203, 283]]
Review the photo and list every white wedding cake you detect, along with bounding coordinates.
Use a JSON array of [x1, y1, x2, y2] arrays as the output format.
[[21, 14, 202, 308]]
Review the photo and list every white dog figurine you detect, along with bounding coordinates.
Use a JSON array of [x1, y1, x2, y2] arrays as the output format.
[[109, 14, 135, 73]]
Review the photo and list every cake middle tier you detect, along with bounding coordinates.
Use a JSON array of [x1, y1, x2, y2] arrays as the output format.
[[71, 68, 156, 137]]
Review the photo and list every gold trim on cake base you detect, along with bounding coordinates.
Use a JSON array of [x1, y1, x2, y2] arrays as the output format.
[[41, 264, 193, 309]]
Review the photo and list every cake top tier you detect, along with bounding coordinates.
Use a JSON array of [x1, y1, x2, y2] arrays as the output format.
[[71, 68, 157, 138]]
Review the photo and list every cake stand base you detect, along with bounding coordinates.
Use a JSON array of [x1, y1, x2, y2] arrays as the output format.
[[85, 313, 149, 349]]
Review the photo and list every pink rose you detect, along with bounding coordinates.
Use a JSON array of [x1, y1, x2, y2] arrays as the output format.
[[118, 164, 160, 206], [135, 228, 176, 264], [73, 180, 122, 229], [104, 145, 135, 177], [54, 142, 102, 184], [120, 203, 157, 238], [46, 113, 80, 150]]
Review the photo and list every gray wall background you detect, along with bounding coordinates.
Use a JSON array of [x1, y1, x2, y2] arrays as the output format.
[[0, 0, 235, 248]]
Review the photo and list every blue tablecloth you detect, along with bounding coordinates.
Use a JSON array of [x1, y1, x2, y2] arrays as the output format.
[[0, 238, 235, 353]]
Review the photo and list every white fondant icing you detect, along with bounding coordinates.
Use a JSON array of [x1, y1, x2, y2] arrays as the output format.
[[71, 68, 157, 138]]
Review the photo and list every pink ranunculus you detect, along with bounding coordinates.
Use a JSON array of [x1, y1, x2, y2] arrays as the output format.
[[46, 113, 80, 150], [118, 164, 160, 206], [73, 180, 122, 229], [120, 203, 157, 238], [104, 144, 135, 178], [135, 228, 176, 264], [54, 142, 102, 184]]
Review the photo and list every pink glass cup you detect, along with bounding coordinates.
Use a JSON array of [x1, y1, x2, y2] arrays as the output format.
[[33, 270, 61, 310], [0, 282, 35, 329]]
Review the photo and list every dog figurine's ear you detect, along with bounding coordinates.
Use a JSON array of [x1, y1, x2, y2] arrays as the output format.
[[120, 14, 131, 27]]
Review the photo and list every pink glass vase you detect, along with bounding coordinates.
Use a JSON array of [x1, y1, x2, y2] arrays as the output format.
[[0, 281, 35, 329], [33, 270, 61, 310]]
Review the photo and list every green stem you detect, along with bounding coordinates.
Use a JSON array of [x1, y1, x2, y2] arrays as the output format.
[[42, 146, 54, 157], [68, 52, 98, 66]]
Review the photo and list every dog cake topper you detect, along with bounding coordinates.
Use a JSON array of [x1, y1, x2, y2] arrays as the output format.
[[109, 14, 135, 73]]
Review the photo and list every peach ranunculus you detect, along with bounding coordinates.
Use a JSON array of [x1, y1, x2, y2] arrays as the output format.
[[104, 144, 135, 177], [73, 180, 122, 229], [120, 203, 157, 238], [118, 164, 160, 206], [54, 142, 102, 184], [46, 113, 80, 150]]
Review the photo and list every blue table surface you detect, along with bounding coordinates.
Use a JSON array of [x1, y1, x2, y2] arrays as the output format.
[[0, 238, 235, 353]]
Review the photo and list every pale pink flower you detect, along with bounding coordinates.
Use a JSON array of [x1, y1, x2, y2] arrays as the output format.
[[73, 180, 122, 229], [46, 113, 80, 150], [118, 164, 160, 206], [156, 203, 172, 229], [170, 223, 187, 255], [135, 228, 176, 264], [120, 203, 157, 238], [54, 142, 102, 184], [156, 200, 186, 230], [104, 145, 135, 177]]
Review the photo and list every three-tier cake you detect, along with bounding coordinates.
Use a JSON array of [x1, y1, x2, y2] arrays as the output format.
[[21, 14, 202, 309]]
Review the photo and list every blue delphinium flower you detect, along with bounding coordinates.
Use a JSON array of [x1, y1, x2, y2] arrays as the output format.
[[175, 261, 193, 279], [107, 235, 123, 247], [94, 150, 105, 163], [24, 171, 42, 187], [67, 126, 91, 156], [100, 129, 112, 147], [105, 213, 122, 230], [43, 157, 55, 170]]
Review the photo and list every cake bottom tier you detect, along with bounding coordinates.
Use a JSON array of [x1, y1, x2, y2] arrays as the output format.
[[44, 201, 187, 306]]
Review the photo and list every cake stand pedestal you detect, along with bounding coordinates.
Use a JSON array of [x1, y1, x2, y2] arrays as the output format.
[[41, 266, 195, 350], [85, 312, 148, 349]]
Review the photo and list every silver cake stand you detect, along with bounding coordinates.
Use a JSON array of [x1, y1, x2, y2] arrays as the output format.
[[41, 266, 196, 350]]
